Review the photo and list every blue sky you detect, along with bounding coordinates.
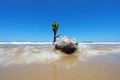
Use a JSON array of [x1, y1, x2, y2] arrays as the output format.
[[0, 0, 120, 42]]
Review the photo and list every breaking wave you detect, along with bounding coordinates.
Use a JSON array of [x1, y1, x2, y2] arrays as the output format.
[[0, 42, 120, 67]]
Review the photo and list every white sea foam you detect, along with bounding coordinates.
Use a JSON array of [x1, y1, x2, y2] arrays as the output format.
[[0, 42, 53, 44], [0, 42, 120, 67], [0, 42, 120, 45], [79, 42, 120, 44]]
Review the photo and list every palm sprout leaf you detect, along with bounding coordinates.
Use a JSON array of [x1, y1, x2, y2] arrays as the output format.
[[56, 35, 61, 38], [52, 21, 59, 35], [52, 21, 59, 42]]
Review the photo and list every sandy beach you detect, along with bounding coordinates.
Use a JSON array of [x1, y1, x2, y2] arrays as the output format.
[[0, 43, 120, 80]]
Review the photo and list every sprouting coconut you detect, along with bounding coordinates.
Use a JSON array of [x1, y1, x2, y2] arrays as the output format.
[[52, 21, 78, 54]]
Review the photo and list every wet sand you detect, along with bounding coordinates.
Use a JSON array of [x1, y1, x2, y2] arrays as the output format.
[[0, 44, 120, 80], [0, 54, 120, 80]]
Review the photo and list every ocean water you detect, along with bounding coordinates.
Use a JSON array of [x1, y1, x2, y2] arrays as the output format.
[[0, 42, 120, 67]]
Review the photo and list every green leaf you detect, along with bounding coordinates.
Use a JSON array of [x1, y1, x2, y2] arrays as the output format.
[[56, 35, 62, 38], [52, 21, 59, 42]]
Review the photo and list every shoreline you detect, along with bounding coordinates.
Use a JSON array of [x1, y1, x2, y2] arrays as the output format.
[[0, 44, 120, 80]]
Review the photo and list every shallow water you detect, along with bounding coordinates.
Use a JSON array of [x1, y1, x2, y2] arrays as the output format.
[[0, 43, 120, 66], [0, 43, 120, 80]]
